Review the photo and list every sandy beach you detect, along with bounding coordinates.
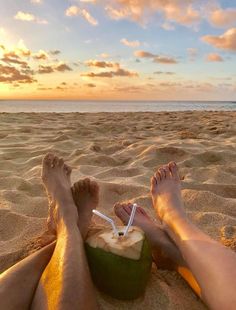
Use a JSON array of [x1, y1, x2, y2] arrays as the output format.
[[0, 111, 236, 309]]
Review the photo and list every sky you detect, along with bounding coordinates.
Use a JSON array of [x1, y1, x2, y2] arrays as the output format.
[[0, 0, 235, 101]]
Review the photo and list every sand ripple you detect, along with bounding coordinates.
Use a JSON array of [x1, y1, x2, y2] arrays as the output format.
[[0, 111, 235, 309]]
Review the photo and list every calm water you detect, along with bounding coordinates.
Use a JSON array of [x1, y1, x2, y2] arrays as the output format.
[[0, 100, 235, 113]]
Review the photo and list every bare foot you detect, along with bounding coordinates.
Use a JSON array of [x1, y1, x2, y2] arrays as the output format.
[[114, 203, 184, 269], [72, 178, 99, 239], [151, 162, 186, 227], [41, 153, 78, 232]]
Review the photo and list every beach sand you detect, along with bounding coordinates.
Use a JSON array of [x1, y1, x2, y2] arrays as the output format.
[[0, 111, 235, 309]]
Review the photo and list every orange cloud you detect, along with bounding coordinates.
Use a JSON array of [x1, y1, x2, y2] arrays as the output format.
[[38, 65, 54, 74], [105, 0, 201, 28], [120, 38, 140, 47], [38, 63, 72, 74], [134, 50, 155, 58], [87, 83, 96, 87], [134, 50, 178, 64], [209, 8, 236, 28], [55, 63, 72, 72], [0, 64, 36, 84], [85, 60, 119, 68], [14, 11, 48, 24], [81, 67, 138, 78], [65, 6, 98, 26], [206, 53, 223, 62], [201, 28, 236, 51], [33, 50, 49, 60]]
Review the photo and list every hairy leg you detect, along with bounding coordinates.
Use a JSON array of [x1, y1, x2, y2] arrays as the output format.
[[31, 153, 98, 310], [0, 155, 99, 310], [0, 156, 99, 310], [114, 203, 200, 296], [151, 162, 236, 309]]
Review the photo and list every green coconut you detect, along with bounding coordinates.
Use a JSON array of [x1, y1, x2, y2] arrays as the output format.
[[85, 226, 152, 300]]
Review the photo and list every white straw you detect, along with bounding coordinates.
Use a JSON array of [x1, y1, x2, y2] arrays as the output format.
[[124, 203, 138, 236], [92, 210, 119, 236]]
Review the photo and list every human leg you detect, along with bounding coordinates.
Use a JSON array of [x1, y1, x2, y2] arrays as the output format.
[[151, 162, 236, 309], [31, 153, 98, 310]]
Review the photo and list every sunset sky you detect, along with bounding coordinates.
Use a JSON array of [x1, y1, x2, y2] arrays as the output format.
[[0, 0, 235, 100]]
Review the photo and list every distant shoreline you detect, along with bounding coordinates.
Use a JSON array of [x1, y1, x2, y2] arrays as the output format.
[[0, 100, 235, 113]]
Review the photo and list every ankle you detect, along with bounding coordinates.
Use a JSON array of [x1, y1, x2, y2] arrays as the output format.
[[163, 211, 188, 233], [57, 217, 78, 235]]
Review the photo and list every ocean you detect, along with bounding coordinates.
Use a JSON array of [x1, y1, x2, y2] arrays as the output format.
[[0, 100, 235, 113]]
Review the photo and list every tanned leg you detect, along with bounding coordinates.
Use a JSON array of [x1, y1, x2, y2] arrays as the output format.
[[0, 242, 55, 310], [0, 155, 99, 310], [151, 162, 236, 310], [31, 153, 98, 310]]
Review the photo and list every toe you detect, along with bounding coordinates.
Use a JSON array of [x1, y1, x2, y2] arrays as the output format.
[[59, 157, 64, 167], [114, 204, 129, 224], [52, 156, 59, 167], [158, 167, 165, 180], [43, 153, 54, 167], [168, 161, 180, 181], [76, 180, 85, 192], [151, 176, 157, 191], [163, 165, 171, 179], [154, 171, 161, 183], [83, 178, 91, 191], [124, 204, 132, 215], [64, 164, 72, 175], [90, 181, 99, 195]]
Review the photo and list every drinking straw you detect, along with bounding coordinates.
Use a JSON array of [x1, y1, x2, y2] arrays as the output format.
[[124, 203, 138, 236], [92, 210, 119, 236]]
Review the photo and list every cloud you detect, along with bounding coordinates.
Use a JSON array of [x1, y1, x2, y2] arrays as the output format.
[[65, 6, 98, 26], [87, 83, 96, 87], [154, 71, 175, 75], [33, 50, 49, 60], [0, 64, 36, 84], [206, 53, 223, 62], [55, 63, 72, 72], [134, 50, 155, 58], [1, 56, 28, 66], [201, 28, 236, 51], [81, 64, 138, 78], [105, 0, 201, 28], [14, 11, 48, 24], [100, 53, 109, 58], [50, 50, 61, 55], [1, 45, 32, 67], [134, 50, 178, 64], [85, 60, 119, 68], [38, 63, 72, 74], [120, 38, 140, 48], [154, 56, 177, 64], [38, 65, 54, 74], [209, 8, 236, 28]]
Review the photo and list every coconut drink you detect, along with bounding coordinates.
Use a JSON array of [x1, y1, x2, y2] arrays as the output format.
[[85, 206, 152, 300]]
